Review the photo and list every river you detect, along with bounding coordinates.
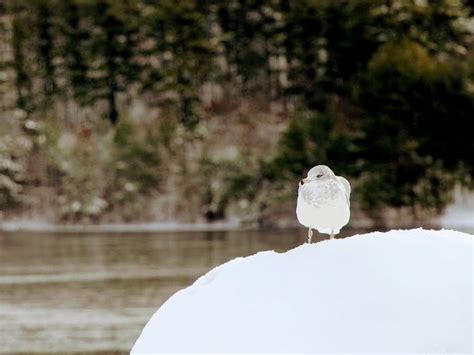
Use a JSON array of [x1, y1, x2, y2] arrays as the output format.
[[0, 227, 469, 353]]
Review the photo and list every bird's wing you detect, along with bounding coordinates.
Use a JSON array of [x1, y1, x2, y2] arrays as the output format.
[[337, 176, 351, 206], [300, 186, 319, 207]]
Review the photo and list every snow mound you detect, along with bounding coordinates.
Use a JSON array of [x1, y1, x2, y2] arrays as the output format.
[[132, 229, 473, 353]]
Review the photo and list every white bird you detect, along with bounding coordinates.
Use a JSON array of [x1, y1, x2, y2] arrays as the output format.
[[296, 165, 351, 243]]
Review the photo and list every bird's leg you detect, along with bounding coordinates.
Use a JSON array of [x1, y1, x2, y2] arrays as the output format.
[[307, 228, 313, 244], [330, 229, 334, 240]]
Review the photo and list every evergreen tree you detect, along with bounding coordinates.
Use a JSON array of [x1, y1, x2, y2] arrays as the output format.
[[58, 0, 89, 101], [142, 0, 215, 127], [215, 0, 286, 97], [35, 0, 57, 104], [354, 40, 474, 210], [11, 4, 33, 112], [81, 0, 142, 124]]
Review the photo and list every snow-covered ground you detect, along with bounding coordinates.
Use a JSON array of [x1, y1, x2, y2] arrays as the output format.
[[132, 229, 473, 354]]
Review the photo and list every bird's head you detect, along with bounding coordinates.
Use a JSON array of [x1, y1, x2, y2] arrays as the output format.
[[299, 165, 335, 186]]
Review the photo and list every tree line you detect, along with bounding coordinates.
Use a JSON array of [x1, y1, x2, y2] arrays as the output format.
[[0, 0, 473, 224]]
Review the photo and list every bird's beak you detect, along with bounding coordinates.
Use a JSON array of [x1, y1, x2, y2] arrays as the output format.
[[299, 178, 308, 186]]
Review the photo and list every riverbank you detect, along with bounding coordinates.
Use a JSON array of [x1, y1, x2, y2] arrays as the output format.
[[0, 221, 244, 233], [0, 217, 471, 234], [0, 220, 472, 234], [3, 189, 473, 233]]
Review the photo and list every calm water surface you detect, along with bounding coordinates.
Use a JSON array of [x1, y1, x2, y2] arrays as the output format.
[[0, 227, 468, 353]]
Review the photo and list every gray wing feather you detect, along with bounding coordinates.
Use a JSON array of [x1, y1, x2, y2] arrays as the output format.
[[337, 176, 351, 206]]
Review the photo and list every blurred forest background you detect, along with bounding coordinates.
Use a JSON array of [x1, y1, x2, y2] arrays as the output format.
[[0, 0, 473, 227]]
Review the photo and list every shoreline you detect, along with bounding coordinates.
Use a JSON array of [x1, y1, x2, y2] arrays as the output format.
[[0, 220, 472, 234], [0, 221, 245, 233]]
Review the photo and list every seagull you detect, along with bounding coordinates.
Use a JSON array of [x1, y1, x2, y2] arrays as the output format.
[[296, 165, 351, 243]]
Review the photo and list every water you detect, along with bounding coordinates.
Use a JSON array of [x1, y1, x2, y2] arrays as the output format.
[[0, 227, 469, 353]]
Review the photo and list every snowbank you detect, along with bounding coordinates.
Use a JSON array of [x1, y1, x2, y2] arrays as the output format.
[[132, 229, 473, 353]]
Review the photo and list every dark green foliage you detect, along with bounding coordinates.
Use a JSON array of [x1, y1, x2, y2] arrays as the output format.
[[216, 0, 280, 93], [354, 40, 474, 210], [59, 0, 89, 100], [261, 2, 474, 214], [83, 0, 143, 124], [11, 14, 32, 112], [141, 0, 215, 127], [265, 110, 358, 185], [36, 0, 57, 103], [266, 117, 312, 180], [112, 119, 161, 194]]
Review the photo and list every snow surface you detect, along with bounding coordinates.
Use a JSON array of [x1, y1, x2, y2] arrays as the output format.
[[132, 229, 473, 354]]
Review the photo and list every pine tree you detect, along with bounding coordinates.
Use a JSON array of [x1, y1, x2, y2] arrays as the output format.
[[35, 0, 57, 105], [58, 0, 89, 101], [11, 4, 32, 112], [80, 0, 142, 124], [142, 0, 215, 127]]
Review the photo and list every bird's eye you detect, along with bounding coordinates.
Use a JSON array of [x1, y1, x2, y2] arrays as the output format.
[[316, 174, 323, 178], [299, 180, 304, 186]]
